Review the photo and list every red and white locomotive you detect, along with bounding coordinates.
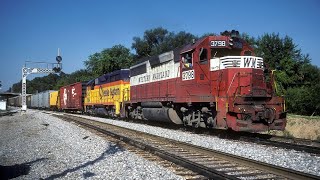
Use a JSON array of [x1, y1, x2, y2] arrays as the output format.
[[126, 30, 286, 132]]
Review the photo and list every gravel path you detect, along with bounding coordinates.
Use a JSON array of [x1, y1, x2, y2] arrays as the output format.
[[70, 113, 320, 176], [0, 110, 183, 180]]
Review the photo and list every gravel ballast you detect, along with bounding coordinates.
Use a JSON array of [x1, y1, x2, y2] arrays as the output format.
[[0, 110, 183, 179], [70, 113, 320, 176]]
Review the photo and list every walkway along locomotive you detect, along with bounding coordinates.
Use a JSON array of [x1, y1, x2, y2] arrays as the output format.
[[125, 31, 286, 132]]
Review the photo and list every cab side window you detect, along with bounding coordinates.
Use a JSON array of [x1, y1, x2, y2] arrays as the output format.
[[182, 52, 193, 69], [199, 48, 208, 64]]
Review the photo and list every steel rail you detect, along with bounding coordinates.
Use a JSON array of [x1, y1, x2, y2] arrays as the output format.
[[54, 113, 319, 180]]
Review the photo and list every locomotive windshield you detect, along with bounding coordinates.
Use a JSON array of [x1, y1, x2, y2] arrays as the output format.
[[211, 48, 242, 58]]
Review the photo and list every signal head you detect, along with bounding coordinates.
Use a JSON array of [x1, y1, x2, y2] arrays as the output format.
[[56, 55, 62, 62]]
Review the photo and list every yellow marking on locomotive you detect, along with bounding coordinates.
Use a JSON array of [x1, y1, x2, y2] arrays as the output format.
[[225, 102, 228, 112], [49, 90, 60, 109], [84, 80, 130, 115], [215, 96, 218, 111]]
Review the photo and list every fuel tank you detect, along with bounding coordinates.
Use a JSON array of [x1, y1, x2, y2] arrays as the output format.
[[142, 107, 183, 124]]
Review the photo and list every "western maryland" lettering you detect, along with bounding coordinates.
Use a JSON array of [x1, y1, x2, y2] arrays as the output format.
[[152, 70, 170, 80]]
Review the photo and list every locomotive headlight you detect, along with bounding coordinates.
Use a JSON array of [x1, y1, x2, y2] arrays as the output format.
[[229, 38, 233, 46]]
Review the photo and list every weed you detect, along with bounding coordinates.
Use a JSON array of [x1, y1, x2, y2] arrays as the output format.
[[283, 130, 294, 138]]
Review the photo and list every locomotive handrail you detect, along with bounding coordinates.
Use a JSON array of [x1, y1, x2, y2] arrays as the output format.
[[226, 72, 239, 95]]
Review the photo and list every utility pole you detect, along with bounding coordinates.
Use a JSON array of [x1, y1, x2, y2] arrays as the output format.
[[21, 49, 62, 111]]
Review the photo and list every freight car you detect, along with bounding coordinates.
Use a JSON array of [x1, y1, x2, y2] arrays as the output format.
[[59, 82, 87, 112], [125, 31, 286, 132], [7, 94, 31, 107], [30, 90, 54, 109], [84, 69, 130, 116], [8, 96, 18, 106], [50, 90, 60, 110]]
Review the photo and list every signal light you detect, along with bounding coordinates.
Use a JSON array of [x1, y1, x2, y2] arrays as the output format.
[[56, 48, 62, 62], [56, 55, 62, 63]]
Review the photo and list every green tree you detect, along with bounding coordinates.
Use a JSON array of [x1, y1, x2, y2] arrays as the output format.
[[255, 33, 320, 115], [11, 73, 61, 94], [55, 69, 95, 89], [255, 33, 309, 89], [240, 32, 256, 47], [132, 27, 196, 59], [84, 45, 133, 77], [84, 53, 102, 76], [199, 32, 217, 39]]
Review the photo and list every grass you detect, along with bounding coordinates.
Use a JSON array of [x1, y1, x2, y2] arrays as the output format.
[[287, 113, 320, 120], [269, 114, 320, 140]]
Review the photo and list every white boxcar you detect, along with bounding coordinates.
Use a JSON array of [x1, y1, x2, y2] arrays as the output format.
[[31, 93, 39, 108], [26, 94, 31, 107], [31, 90, 54, 109], [39, 90, 54, 109]]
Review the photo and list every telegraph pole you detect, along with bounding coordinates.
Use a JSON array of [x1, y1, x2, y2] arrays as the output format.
[[21, 50, 62, 111]]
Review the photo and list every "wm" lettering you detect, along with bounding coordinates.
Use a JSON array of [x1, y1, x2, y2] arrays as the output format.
[[243, 57, 256, 68]]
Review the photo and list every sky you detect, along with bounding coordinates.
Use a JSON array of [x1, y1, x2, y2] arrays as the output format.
[[0, 0, 319, 92]]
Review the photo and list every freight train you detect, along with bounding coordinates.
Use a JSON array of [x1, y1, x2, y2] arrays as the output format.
[[8, 31, 287, 132]]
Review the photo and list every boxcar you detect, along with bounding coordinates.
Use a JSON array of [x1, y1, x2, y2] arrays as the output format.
[[31, 90, 53, 109], [50, 90, 60, 110], [7, 96, 15, 106], [40, 90, 54, 109], [31, 93, 39, 108], [60, 82, 87, 112], [8, 95, 31, 107], [26, 94, 31, 107]]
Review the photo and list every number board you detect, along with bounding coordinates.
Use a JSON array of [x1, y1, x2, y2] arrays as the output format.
[[182, 70, 195, 81], [210, 40, 226, 47]]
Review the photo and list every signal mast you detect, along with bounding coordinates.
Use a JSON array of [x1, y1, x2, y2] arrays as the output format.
[[21, 49, 62, 111]]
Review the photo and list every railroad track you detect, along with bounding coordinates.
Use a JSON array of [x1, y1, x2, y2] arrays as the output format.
[[51, 113, 319, 180], [122, 116, 320, 155], [187, 127, 320, 155], [237, 133, 320, 155], [43, 110, 320, 154], [0, 109, 18, 116]]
